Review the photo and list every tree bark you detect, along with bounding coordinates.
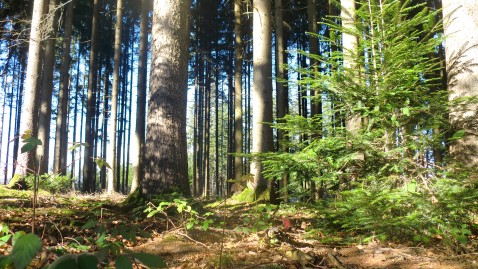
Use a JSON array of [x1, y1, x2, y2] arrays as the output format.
[[83, 0, 100, 192], [53, 0, 73, 175], [131, 0, 149, 193], [38, 0, 59, 175], [142, 0, 192, 196], [275, 0, 289, 203], [443, 0, 478, 166], [107, 0, 124, 194], [251, 0, 274, 195], [16, 0, 47, 177], [341, 0, 360, 133], [233, 0, 243, 186]]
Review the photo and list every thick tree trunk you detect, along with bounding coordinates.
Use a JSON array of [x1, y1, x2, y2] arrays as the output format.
[[251, 0, 274, 195], [107, 0, 124, 194], [16, 0, 47, 177], [54, 0, 73, 175], [83, 0, 100, 192], [142, 0, 191, 196], [233, 0, 243, 185], [38, 0, 59, 175], [131, 0, 149, 193], [443, 0, 478, 166]]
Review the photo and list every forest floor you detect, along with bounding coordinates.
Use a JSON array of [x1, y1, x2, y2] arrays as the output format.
[[0, 187, 477, 269]]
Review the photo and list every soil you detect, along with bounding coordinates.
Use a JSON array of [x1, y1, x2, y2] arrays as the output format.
[[0, 189, 476, 268]]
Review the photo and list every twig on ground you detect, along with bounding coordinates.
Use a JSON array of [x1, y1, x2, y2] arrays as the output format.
[[174, 230, 208, 248]]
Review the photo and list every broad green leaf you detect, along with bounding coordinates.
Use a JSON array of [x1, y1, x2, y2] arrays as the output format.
[[0, 224, 9, 233], [10, 233, 42, 269], [186, 222, 194, 230], [452, 130, 465, 139], [12, 231, 26, 247], [146, 210, 158, 218], [115, 255, 133, 269], [20, 143, 35, 154], [402, 107, 410, 116], [81, 220, 98, 229], [94, 158, 111, 169], [47, 254, 79, 269], [77, 254, 98, 269], [131, 252, 166, 268], [68, 143, 88, 151], [20, 137, 42, 153], [0, 235, 11, 246], [0, 255, 13, 268]]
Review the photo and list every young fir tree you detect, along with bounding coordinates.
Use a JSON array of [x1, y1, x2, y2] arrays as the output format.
[[265, 0, 475, 244]]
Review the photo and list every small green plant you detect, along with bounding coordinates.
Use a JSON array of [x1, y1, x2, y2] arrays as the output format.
[[234, 204, 276, 234], [144, 198, 214, 232], [0, 230, 42, 269], [44, 218, 165, 269], [0, 224, 12, 247], [25, 173, 72, 194]]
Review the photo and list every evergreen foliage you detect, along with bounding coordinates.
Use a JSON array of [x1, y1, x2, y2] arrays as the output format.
[[264, 0, 477, 246]]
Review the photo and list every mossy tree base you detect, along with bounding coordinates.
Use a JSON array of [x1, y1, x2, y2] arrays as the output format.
[[7, 174, 28, 190], [232, 186, 270, 203]]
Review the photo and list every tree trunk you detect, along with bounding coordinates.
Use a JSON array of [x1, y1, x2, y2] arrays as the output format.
[[443, 0, 478, 166], [107, 0, 124, 194], [142, 0, 191, 196], [83, 0, 100, 192], [38, 0, 59, 175], [307, 0, 320, 118], [341, 0, 360, 133], [275, 0, 289, 203], [12, 52, 27, 178], [54, 0, 73, 175], [70, 54, 81, 189], [100, 65, 110, 189], [251, 0, 274, 195], [131, 0, 149, 193], [233, 0, 243, 186], [16, 0, 47, 177]]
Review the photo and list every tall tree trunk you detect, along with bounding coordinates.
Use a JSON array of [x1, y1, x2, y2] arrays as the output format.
[[100, 65, 110, 189], [4, 58, 18, 183], [233, 0, 243, 186], [131, 0, 149, 193], [193, 77, 199, 196], [16, 0, 47, 177], [275, 0, 289, 203], [215, 68, 220, 196], [70, 54, 81, 188], [341, 0, 360, 133], [83, 0, 100, 192], [53, 0, 73, 175], [251, 0, 274, 196], [142, 0, 192, 196], [107, 0, 124, 194], [12, 52, 27, 178], [38, 0, 59, 175], [307, 0, 320, 118], [203, 60, 211, 196], [443, 0, 478, 166]]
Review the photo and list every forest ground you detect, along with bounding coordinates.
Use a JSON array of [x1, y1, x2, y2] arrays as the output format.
[[0, 187, 476, 269]]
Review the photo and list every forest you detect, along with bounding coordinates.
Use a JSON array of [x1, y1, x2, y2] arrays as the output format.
[[0, 0, 477, 268]]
